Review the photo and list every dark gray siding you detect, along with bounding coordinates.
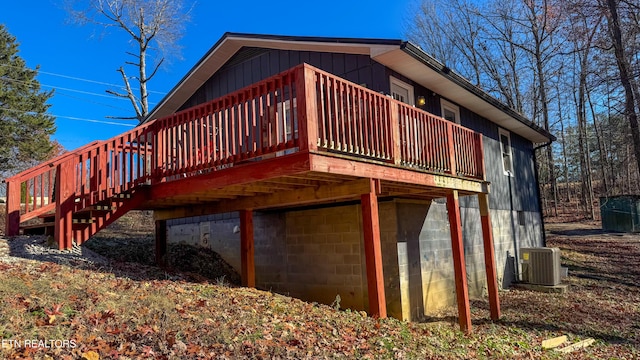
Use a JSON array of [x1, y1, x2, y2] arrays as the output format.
[[180, 47, 389, 110], [389, 77, 540, 213], [177, 47, 540, 214]]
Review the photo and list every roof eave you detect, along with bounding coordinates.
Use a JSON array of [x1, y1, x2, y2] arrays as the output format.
[[145, 32, 403, 122], [400, 42, 555, 143], [145, 33, 555, 145]]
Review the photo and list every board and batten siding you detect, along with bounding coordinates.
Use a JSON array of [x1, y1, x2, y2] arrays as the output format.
[[179, 47, 389, 111], [177, 46, 541, 214], [389, 75, 542, 214]]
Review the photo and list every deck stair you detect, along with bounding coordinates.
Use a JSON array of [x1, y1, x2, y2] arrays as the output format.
[[20, 190, 144, 246], [4, 119, 155, 249]]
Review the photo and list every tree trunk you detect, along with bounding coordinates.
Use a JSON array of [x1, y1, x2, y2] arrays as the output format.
[[576, 91, 590, 217], [526, 0, 557, 217], [606, 0, 640, 185], [587, 89, 609, 195], [559, 106, 571, 202]]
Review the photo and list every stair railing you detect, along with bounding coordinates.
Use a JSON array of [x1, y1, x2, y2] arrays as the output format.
[[4, 121, 157, 241]]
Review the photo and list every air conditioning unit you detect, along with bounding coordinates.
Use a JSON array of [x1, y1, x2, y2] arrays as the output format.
[[520, 247, 561, 286]]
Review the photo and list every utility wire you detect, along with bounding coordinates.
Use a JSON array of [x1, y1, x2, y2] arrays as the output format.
[[0, 63, 167, 95], [0, 76, 158, 106], [55, 91, 132, 113], [0, 107, 136, 127]]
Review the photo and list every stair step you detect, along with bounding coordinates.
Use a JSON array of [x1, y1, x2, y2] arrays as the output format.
[[89, 205, 117, 211], [38, 212, 55, 220], [21, 222, 54, 236], [21, 222, 55, 230], [72, 218, 95, 224]]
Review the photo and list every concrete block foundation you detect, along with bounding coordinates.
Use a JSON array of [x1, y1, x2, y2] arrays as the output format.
[[166, 197, 543, 321]]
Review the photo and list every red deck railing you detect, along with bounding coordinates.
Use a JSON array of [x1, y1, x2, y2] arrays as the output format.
[[152, 68, 299, 179], [308, 66, 484, 178], [5, 63, 485, 239]]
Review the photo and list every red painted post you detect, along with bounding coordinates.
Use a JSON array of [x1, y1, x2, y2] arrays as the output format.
[[478, 193, 501, 320], [389, 100, 402, 165], [54, 159, 76, 250], [361, 179, 387, 318], [153, 121, 165, 183], [446, 190, 472, 333], [240, 209, 256, 288], [296, 64, 319, 152], [155, 219, 167, 267], [477, 134, 486, 180], [446, 123, 457, 176], [5, 179, 21, 236]]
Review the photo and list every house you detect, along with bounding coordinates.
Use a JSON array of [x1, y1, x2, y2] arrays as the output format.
[[4, 33, 554, 333]]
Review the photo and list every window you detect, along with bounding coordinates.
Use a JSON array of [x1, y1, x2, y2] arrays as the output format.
[[279, 98, 298, 142], [499, 128, 513, 176], [440, 99, 460, 124], [390, 76, 415, 106]]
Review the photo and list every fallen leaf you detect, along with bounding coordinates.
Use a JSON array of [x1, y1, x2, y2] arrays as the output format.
[[81, 351, 100, 360]]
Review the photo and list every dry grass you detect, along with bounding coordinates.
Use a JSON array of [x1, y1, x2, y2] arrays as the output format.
[[0, 204, 6, 236], [0, 216, 638, 358]]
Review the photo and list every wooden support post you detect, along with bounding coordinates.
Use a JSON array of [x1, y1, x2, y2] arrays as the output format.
[[54, 160, 75, 250], [5, 179, 21, 236], [296, 64, 319, 152], [446, 190, 471, 333], [446, 123, 457, 176], [477, 134, 487, 180], [155, 219, 167, 267], [478, 193, 501, 320], [153, 122, 165, 184], [240, 209, 255, 288], [389, 101, 402, 165], [361, 179, 387, 318]]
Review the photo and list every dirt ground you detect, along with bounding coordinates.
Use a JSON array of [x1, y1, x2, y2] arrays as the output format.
[[0, 206, 638, 358]]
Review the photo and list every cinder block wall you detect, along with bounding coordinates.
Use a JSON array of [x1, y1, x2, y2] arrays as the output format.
[[283, 204, 367, 310], [165, 197, 543, 320]]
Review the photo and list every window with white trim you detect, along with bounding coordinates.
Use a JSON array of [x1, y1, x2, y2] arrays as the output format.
[[440, 99, 460, 124], [499, 128, 513, 176], [390, 76, 415, 106]]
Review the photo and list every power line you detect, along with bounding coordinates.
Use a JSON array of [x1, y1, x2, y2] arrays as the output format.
[[55, 91, 132, 112], [0, 63, 167, 95], [0, 107, 136, 127], [55, 115, 136, 127], [39, 70, 168, 95], [0, 76, 158, 105]]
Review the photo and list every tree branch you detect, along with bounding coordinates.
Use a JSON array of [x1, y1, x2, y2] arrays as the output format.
[[115, 66, 142, 121]]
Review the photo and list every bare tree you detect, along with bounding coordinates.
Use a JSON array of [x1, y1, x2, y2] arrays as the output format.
[[602, 0, 640, 183], [407, 0, 485, 85], [67, 0, 191, 122]]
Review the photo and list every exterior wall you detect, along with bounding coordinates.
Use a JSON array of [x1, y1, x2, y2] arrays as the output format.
[[165, 45, 547, 319], [282, 205, 366, 311], [179, 46, 543, 216], [166, 198, 543, 320], [168, 204, 373, 311], [180, 47, 389, 111], [394, 200, 543, 319]]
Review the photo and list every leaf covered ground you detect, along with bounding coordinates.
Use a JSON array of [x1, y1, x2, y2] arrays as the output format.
[[0, 213, 638, 359]]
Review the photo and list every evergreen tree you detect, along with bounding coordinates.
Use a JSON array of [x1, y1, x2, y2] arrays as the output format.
[[0, 24, 56, 175]]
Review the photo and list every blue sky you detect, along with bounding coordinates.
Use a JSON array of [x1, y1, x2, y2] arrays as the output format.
[[1, 1, 413, 150]]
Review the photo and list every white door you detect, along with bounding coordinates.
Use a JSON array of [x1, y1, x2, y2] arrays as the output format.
[[390, 77, 415, 106]]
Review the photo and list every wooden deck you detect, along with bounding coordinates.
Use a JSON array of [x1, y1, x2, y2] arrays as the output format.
[[4, 63, 499, 332]]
